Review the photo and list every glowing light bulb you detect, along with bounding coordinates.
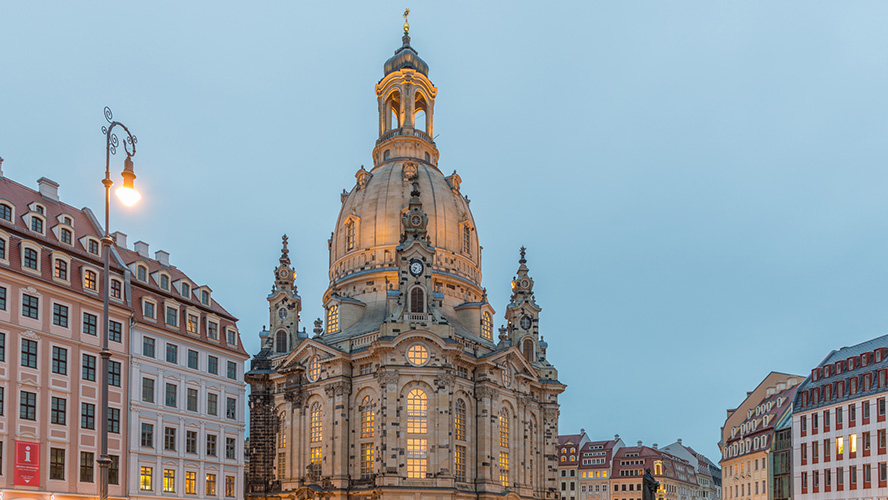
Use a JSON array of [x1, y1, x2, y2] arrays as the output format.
[[116, 186, 141, 206]]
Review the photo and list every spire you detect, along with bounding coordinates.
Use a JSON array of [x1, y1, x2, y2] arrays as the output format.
[[273, 234, 296, 292], [280, 234, 290, 267], [403, 8, 411, 44], [510, 246, 535, 303], [401, 181, 429, 243]]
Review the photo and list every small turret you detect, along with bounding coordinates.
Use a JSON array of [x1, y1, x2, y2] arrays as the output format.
[[267, 235, 302, 354]]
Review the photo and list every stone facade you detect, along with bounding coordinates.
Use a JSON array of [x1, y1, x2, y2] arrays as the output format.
[[246, 25, 565, 500]]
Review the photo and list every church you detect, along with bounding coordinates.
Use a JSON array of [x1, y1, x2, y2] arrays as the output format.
[[245, 16, 565, 500]]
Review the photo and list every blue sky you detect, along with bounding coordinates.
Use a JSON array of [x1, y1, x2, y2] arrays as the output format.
[[2, 1, 888, 461]]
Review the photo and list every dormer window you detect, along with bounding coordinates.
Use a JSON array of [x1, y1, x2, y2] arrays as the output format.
[[207, 321, 219, 340], [201, 290, 210, 306], [160, 274, 169, 290], [326, 305, 339, 333], [226, 328, 237, 346], [137, 265, 147, 282], [63, 216, 72, 225], [35, 205, 44, 215], [54, 259, 67, 280], [84, 270, 97, 291], [60, 228, 72, 244], [110, 279, 122, 299], [0, 204, 11, 222], [87, 239, 99, 255], [23, 248, 39, 270], [181, 282, 190, 298], [30, 216, 44, 234]]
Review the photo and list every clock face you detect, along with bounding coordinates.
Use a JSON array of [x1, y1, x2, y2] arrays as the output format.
[[278, 268, 288, 278], [520, 315, 532, 330], [520, 279, 530, 288], [410, 214, 422, 226], [279, 309, 288, 319], [409, 260, 424, 276]]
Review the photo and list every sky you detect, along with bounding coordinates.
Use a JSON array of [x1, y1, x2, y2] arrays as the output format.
[[2, 1, 888, 462]]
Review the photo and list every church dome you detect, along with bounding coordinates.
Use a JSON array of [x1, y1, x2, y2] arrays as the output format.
[[383, 36, 429, 77], [329, 160, 481, 288]]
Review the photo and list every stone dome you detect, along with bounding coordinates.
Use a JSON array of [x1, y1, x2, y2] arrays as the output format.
[[383, 36, 429, 77], [329, 160, 480, 289]]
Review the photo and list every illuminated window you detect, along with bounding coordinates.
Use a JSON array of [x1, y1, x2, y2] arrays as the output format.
[[187, 314, 198, 334], [326, 305, 339, 333], [307, 356, 320, 382], [205, 474, 216, 496], [502, 368, 511, 387], [454, 399, 466, 440], [837, 436, 844, 455], [455, 445, 466, 482], [481, 312, 493, 340], [225, 476, 235, 497], [407, 389, 428, 433], [361, 396, 374, 438], [54, 259, 67, 280], [407, 344, 429, 366], [185, 471, 196, 494], [346, 220, 356, 251], [278, 452, 286, 479], [407, 438, 427, 478], [654, 460, 663, 475], [499, 451, 510, 487], [279, 414, 287, 448], [850, 433, 857, 453], [163, 469, 176, 492], [140, 467, 153, 491], [361, 443, 374, 478], [87, 239, 99, 255], [499, 409, 510, 448], [311, 402, 322, 442], [111, 279, 122, 299], [310, 446, 322, 465], [84, 270, 97, 290]]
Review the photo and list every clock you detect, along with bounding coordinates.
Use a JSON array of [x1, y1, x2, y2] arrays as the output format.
[[410, 214, 422, 226], [520, 315, 532, 330], [278, 268, 288, 279], [409, 259, 424, 277], [520, 279, 530, 288]]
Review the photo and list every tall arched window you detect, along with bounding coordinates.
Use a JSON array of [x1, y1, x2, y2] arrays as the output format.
[[499, 409, 510, 487], [454, 399, 466, 441], [481, 312, 493, 340], [345, 220, 356, 251], [310, 402, 322, 467], [386, 91, 401, 131], [406, 389, 428, 478], [523, 338, 534, 362], [326, 305, 339, 333], [360, 396, 374, 438], [275, 330, 287, 352], [278, 413, 287, 480], [463, 225, 471, 255], [414, 93, 428, 133], [410, 288, 425, 313]]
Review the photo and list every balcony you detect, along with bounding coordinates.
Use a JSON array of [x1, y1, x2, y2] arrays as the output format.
[[377, 127, 434, 145]]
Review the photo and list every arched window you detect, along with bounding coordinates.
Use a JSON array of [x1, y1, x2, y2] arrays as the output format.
[[84, 269, 97, 290], [310, 402, 322, 466], [326, 305, 339, 333], [414, 93, 428, 133], [481, 312, 492, 340], [361, 396, 374, 438], [406, 389, 427, 478], [278, 413, 287, 449], [307, 356, 320, 382], [0, 203, 11, 221], [345, 220, 356, 251], [523, 338, 534, 362], [454, 399, 466, 441], [386, 91, 401, 131], [137, 265, 147, 282], [499, 409, 510, 486], [275, 330, 287, 353], [54, 259, 67, 280], [410, 287, 425, 313], [463, 225, 471, 255], [23, 248, 38, 270]]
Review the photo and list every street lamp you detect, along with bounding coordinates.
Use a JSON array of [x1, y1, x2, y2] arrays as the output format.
[[98, 106, 139, 500]]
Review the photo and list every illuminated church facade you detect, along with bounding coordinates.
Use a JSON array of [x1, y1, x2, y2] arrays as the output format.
[[245, 19, 565, 500]]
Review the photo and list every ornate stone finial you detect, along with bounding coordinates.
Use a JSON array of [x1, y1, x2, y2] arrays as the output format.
[[498, 325, 509, 343], [281, 234, 289, 255], [403, 8, 410, 34], [519, 246, 527, 264], [313, 318, 323, 336], [481, 288, 488, 303], [411, 181, 421, 199]]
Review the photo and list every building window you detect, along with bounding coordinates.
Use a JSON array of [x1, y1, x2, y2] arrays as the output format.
[[208, 393, 218, 415], [166, 306, 178, 326], [201, 290, 210, 305], [181, 282, 190, 298], [208, 321, 219, 339], [84, 270, 97, 291], [311, 402, 323, 443], [227, 361, 237, 380], [226, 328, 237, 345], [80, 451, 94, 482], [141, 423, 154, 447], [21, 339, 37, 368], [226, 397, 237, 419], [455, 399, 467, 440], [50, 448, 65, 480], [60, 227, 72, 244], [187, 314, 198, 334], [23, 248, 38, 269], [346, 220, 356, 251], [82, 354, 96, 381], [81, 402, 95, 429], [160, 274, 169, 290], [222, 437, 236, 460], [225, 475, 235, 497], [163, 469, 176, 493], [52, 346, 68, 374], [499, 451, 510, 487], [87, 239, 99, 255], [109, 320, 122, 342], [109, 456, 119, 485], [0, 204, 10, 221], [83, 312, 97, 335], [279, 452, 288, 479], [185, 471, 197, 494], [208, 355, 218, 375], [51, 397, 66, 425], [108, 407, 120, 433], [165, 383, 177, 407], [463, 225, 471, 254], [406, 388, 428, 478], [499, 409, 510, 448], [51, 304, 69, 328], [326, 305, 339, 333], [164, 427, 176, 451], [0, 387, 4, 415], [207, 434, 217, 456], [140, 467, 153, 491], [22, 294, 39, 320], [187, 349, 199, 369], [137, 265, 147, 281], [187, 388, 198, 411], [275, 330, 287, 352], [455, 444, 466, 482], [361, 396, 374, 438], [0, 287, 6, 311], [0, 239, 4, 260], [361, 442, 374, 478], [143, 337, 155, 357], [54, 259, 67, 280], [20, 391, 36, 420], [110, 279, 122, 299], [481, 312, 493, 339], [307, 356, 320, 381], [108, 360, 121, 386], [410, 287, 425, 313], [166, 343, 178, 364], [407, 344, 429, 366], [206, 473, 217, 496], [186, 431, 197, 454]]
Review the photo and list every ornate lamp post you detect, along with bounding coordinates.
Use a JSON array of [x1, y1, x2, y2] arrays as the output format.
[[98, 107, 140, 500]]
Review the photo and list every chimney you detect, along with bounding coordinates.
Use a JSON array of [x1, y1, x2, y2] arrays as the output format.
[[37, 177, 59, 202], [0, 157, 4, 177], [155, 250, 170, 267], [134, 241, 149, 258], [637, 441, 643, 447], [112, 232, 127, 249], [677, 438, 682, 445], [615, 434, 620, 440], [653, 443, 658, 450]]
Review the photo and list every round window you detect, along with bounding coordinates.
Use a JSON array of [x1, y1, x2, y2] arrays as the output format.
[[406, 344, 429, 366], [307, 355, 320, 382]]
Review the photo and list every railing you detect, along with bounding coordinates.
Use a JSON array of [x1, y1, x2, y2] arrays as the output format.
[[350, 332, 379, 350], [404, 313, 430, 322], [377, 127, 434, 144]]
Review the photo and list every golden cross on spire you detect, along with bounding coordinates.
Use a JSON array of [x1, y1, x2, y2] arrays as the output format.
[[403, 8, 410, 34]]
